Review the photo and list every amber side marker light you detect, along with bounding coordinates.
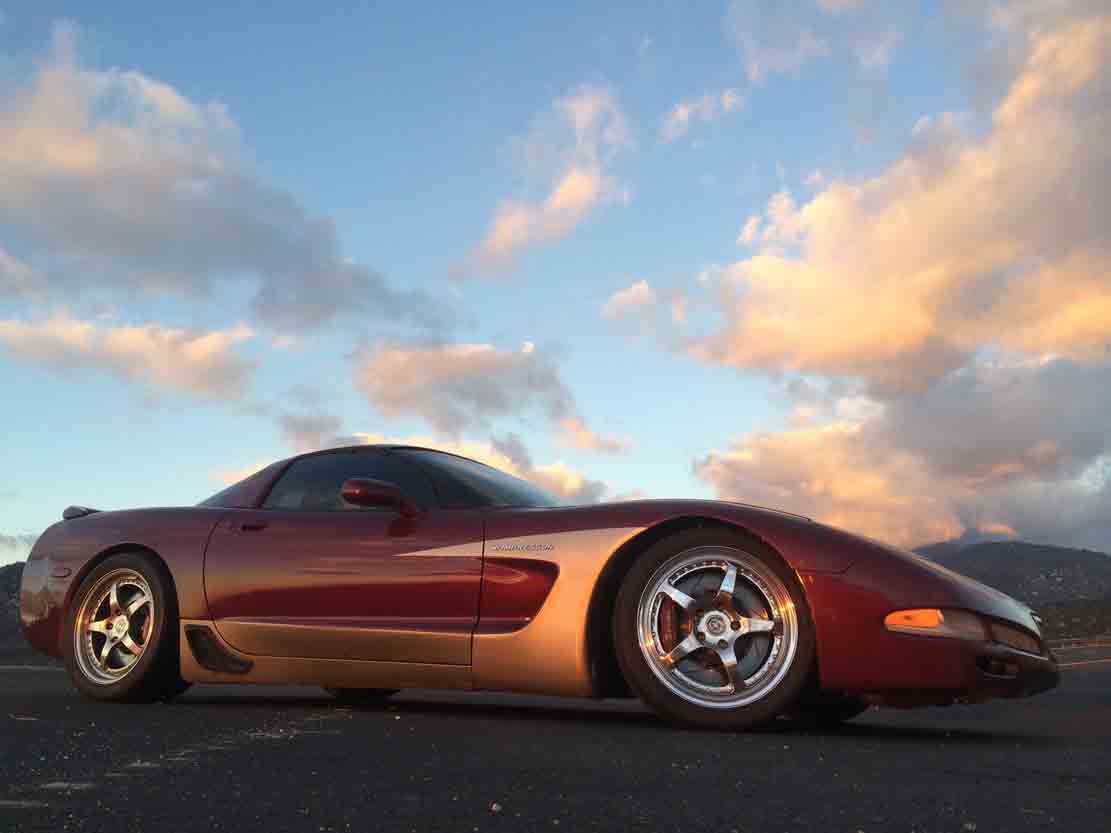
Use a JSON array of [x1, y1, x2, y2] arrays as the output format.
[[884, 608, 988, 640]]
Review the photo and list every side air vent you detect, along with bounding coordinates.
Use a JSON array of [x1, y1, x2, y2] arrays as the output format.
[[185, 624, 253, 674]]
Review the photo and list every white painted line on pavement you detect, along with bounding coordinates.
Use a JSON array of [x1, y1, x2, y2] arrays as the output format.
[[1059, 657, 1111, 669], [1048, 644, 1111, 657]]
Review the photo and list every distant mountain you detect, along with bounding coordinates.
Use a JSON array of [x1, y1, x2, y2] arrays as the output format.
[[0, 561, 50, 664], [914, 540, 1111, 607]]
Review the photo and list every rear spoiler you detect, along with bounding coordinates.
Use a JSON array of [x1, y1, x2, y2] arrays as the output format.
[[63, 506, 100, 520]]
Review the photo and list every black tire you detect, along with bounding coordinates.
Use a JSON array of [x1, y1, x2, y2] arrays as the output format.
[[614, 527, 816, 730], [64, 552, 190, 703], [787, 693, 870, 728], [323, 687, 400, 705]]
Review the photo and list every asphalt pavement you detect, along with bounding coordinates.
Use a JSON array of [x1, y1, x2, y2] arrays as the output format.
[[1, 659, 1109, 833]]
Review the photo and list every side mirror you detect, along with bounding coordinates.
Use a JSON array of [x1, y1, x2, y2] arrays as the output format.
[[340, 478, 419, 518]]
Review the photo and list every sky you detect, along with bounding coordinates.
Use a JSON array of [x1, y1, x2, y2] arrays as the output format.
[[1, 0, 1110, 565]]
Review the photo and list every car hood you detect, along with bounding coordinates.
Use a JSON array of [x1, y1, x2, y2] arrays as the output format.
[[837, 531, 1043, 635]]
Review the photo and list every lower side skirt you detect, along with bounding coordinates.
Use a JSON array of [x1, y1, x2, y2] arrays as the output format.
[[178, 619, 474, 690]]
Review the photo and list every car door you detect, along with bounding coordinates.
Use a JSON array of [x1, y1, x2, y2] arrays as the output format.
[[203, 448, 484, 665]]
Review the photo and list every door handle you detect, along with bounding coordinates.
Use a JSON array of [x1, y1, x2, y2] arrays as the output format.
[[238, 521, 268, 532]]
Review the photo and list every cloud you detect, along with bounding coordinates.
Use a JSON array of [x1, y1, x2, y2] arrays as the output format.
[[557, 416, 631, 454], [467, 85, 633, 272], [601, 278, 691, 328], [0, 23, 452, 336], [692, 5, 1111, 551], [803, 169, 826, 187], [660, 89, 744, 143], [737, 216, 761, 246], [725, 0, 905, 82], [0, 532, 39, 552], [725, 0, 829, 82], [0, 246, 36, 296], [0, 532, 39, 565], [691, 8, 1111, 390], [210, 462, 270, 486], [696, 420, 964, 548], [872, 357, 1111, 489], [0, 312, 255, 398], [354, 340, 626, 451], [279, 411, 343, 453], [601, 279, 658, 318], [356, 341, 567, 435], [613, 488, 648, 502], [696, 356, 1111, 550]]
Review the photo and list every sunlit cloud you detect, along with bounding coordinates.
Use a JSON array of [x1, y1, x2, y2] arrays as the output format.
[[557, 416, 631, 454], [659, 89, 744, 143], [690, 3, 1111, 548], [466, 84, 633, 272], [210, 462, 270, 486], [601, 279, 658, 319], [696, 356, 1111, 549], [0, 312, 255, 399], [354, 340, 626, 452], [0, 23, 452, 336], [691, 10, 1111, 389]]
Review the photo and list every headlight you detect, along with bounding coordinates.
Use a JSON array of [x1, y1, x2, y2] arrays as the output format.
[[883, 608, 988, 640]]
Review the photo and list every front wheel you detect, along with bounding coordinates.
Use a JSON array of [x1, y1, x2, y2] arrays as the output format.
[[614, 528, 815, 730], [64, 552, 190, 702]]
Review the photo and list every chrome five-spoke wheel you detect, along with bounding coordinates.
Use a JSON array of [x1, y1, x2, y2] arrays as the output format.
[[615, 529, 814, 729], [73, 568, 155, 685], [636, 546, 799, 709], [64, 552, 188, 702]]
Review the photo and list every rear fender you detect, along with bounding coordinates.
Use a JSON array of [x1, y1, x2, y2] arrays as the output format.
[[19, 509, 223, 658]]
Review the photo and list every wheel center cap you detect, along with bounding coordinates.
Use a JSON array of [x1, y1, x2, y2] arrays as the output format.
[[703, 612, 728, 637], [113, 618, 128, 636]]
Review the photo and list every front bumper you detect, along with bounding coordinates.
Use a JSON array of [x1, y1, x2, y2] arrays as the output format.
[[802, 556, 1062, 706], [859, 639, 1059, 708], [961, 640, 1060, 702]]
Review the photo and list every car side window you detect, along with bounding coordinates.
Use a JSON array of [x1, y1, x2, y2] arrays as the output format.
[[261, 450, 436, 511]]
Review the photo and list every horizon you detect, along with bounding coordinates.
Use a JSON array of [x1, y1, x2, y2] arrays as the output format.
[[2, 1, 1110, 566]]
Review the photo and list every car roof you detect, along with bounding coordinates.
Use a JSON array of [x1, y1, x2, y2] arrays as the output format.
[[286, 444, 492, 468]]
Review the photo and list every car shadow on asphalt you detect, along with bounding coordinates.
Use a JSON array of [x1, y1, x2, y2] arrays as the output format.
[[172, 690, 1062, 746]]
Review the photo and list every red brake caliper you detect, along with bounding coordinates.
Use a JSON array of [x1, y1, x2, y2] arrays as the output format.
[[660, 597, 679, 653]]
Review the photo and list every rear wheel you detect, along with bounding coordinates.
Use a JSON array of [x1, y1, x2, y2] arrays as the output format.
[[64, 552, 190, 702], [323, 687, 400, 705], [614, 528, 815, 729]]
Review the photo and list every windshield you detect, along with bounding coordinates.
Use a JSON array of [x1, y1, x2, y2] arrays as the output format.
[[198, 461, 286, 508], [399, 449, 563, 508]]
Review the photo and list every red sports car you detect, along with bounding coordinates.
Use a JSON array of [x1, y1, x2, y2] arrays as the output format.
[[20, 444, 1059, 728]]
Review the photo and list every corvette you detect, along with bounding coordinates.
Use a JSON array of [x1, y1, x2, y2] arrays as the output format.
[[20, 444, 1059, 728]]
